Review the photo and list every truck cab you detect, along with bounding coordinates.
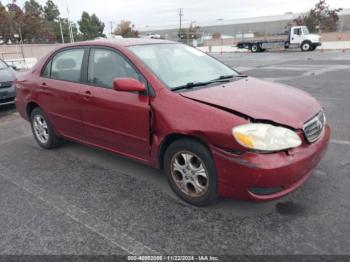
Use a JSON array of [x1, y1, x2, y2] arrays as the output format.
[[289, 26, 321, 51]]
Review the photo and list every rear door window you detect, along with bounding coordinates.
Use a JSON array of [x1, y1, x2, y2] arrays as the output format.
[[42, 60, 52, 78], [50, 49, 85, 82]]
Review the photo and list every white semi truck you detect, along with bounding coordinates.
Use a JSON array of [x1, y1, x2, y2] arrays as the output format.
[[236, 26, 321, 53]]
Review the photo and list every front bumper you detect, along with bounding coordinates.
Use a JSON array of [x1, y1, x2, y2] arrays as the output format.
[[212, 124, 330, 201], [0, 85, 15, 106]]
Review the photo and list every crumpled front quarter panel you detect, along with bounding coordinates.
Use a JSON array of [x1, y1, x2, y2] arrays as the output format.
[[149, 89, 249, 165]]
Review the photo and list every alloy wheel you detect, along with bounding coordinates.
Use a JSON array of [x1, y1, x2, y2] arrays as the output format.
[[170, 151, 209, 198], [33, 114, 49, 144]]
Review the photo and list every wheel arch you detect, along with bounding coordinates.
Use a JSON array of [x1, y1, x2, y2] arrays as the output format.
[[158, 133, 212, 170], [301, 40, 312, 45], [26, 101, 40, 119], [25, 101, 60, 136], [301, 40, 312, 51]]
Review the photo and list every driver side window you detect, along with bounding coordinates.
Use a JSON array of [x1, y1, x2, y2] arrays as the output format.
[[293, 28, 301, 35], [88, 48, 140, 89]]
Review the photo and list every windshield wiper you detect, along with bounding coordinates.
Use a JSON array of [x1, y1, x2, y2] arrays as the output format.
[[171, 74, 247, 91], [171, 81, 215, 91], [217, 74, 248, 79], [218, 74, 235, 80]]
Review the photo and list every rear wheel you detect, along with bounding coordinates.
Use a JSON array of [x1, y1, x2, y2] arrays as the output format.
[[164, 139, 218, 206], [30, 107, 63, 149], [251, 44, 259, 53]]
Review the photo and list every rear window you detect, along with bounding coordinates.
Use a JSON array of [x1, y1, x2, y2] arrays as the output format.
[[43, 48, 85, 82]]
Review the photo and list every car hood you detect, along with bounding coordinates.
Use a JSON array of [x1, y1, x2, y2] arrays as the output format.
[[180, 77, 321, 129], [0, 68, 16, 82]]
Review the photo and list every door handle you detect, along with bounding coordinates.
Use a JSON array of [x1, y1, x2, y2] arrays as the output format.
[[83, 90, 92, 100], [40, 82, 48, 89]]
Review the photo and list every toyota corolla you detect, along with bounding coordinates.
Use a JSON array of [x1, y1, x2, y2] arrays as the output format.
[[15, 39, 330, 206]]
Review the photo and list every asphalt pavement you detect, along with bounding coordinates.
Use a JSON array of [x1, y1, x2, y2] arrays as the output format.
[[0, 50, 349, 257]]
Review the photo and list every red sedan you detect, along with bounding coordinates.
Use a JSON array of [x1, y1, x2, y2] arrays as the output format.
[[15, 39, 330, 206]]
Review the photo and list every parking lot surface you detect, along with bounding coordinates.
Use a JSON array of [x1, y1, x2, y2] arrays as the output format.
[[0, 50, 349, 255]]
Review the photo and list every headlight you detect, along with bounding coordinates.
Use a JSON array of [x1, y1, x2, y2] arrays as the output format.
[[232, 123, 302, 152]]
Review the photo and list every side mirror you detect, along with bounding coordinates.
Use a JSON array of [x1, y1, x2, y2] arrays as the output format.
[[10, 65, 17, 70], [113, 78, 146, 93]]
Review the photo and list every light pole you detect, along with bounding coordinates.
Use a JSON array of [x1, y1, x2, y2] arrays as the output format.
[[179, 8, 184, 40], [109, 21, 115, 37], [217, 18, 224, 51], [190, 20, 197, 46], [59, 18, 64, 43], [67, 5, 74, 43]]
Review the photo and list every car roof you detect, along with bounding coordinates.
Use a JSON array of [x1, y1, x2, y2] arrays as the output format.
[[69, 38, 176, 48]]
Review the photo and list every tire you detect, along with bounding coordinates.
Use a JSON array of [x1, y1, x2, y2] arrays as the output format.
[[30, 107, 63, 149], [164, 138, 218, 206], [251, 44, 259, 53], [301, 41, 311, 52]]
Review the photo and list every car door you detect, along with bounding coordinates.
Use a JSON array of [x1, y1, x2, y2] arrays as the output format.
[[290, 27, 304, 44], [81, 47, 150, 161], [38, 47, 86, 141]]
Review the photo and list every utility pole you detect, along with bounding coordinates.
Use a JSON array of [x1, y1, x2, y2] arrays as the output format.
[[67, 5, 74, 43], [179, 8, 184, 39], [217, 18, 224, 46], [59, 18, 65, 43], [109, 21, 115, 37]]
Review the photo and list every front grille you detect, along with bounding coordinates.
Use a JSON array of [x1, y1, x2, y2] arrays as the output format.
[[303, 111, 325, 143], [0, 81, 13, 89]]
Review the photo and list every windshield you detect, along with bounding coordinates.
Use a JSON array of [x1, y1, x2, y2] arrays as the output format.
[[0, 59, 8, 70], [129, 43, 239, 90], [301, 27, 310, 35]]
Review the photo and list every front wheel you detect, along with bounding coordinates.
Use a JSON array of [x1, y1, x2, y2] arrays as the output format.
[[301, 41, 311, 52], [164, 139, 218, 206], [30, 107, 63, 149]]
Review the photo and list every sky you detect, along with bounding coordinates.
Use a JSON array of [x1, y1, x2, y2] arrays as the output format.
[[8, 0, 350, 30]]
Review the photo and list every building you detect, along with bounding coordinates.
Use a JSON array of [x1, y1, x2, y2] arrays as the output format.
[[136, 8, 350, 41]]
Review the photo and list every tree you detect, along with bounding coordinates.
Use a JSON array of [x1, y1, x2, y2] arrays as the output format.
[[22, 0, 48, 42], [6, 1, 25, 42], [177, 23, 200, 40], [43, 0, 59, 22], [24, 0, 42, 16], [42, 0, 61, 42], [78, 11, 105, 40], [0, 1, 11, 41], [212, 32, 221, 39], [293, 0, 342, 32], [113, 20, 138, 38], [188, 22, 200, 39]]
